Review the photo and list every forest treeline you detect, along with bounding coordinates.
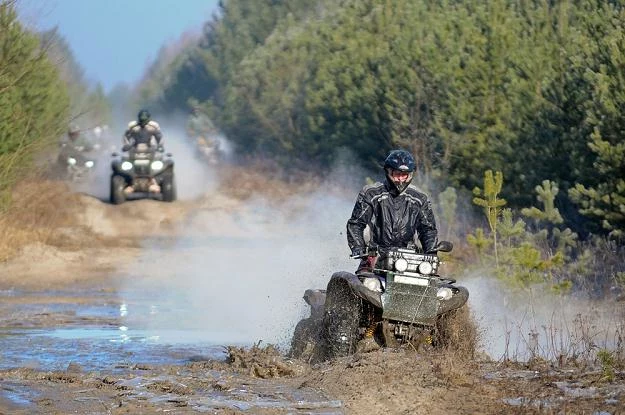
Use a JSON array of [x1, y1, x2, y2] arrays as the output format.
[[0, 0, 109, 206], [137, 0, 625, 240], [3, 0, 625, 240]]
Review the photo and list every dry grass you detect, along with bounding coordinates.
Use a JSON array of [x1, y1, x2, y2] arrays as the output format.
[[0, 178, 90, 261]]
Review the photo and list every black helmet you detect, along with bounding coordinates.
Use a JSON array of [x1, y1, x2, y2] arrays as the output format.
[[384, 149, 416, 194], [137, 109, 151, 126]]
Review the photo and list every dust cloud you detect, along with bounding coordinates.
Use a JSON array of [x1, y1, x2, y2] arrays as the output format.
[[115, 139, 362, 350], [464, 274, 624, 361]]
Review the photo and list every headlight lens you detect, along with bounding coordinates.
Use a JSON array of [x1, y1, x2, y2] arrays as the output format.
[[85, 160, 94, 168], [394, 258, 408, 272], [436, 287, 453, 300], [151, 160, 164, 171], [418, 261, 434, 275], [362, 277, 382, 293], [121, 161, 133, 171], [67, 157, 77, 166]]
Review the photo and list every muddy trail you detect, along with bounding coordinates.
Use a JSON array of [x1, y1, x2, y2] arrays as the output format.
[[0, 164, 624, 414]]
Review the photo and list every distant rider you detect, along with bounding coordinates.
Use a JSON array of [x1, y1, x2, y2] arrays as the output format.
[[347, 149, 439, 274], [186, 106, 220, 161], [186, 106, 216, 139], [123, 109, 163, 151], [63, 124, 91, 152], [59, 124, 91, 163]]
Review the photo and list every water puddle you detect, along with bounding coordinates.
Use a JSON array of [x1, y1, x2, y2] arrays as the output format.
[[0, 288, 343, 413], [0, 383, 36, 408], [0, 327, 225, 372], [0, 288, 230, 372]]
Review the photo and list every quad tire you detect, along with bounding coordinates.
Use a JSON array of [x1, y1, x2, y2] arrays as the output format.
[[320, 277, 362, 360], [110, 175, 126, 205], [289, 317, 321, 361], [433, 304, 477, 359], [161, 172, 176, 202]]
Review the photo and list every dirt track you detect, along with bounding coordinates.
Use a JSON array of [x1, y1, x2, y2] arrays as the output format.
[[0, 184, 623, 414]]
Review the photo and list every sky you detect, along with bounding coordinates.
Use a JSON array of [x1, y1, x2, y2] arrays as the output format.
[[17, 0, 219, 93]]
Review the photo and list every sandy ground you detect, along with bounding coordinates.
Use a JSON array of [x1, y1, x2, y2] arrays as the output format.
[[0, 184, 623, 414]]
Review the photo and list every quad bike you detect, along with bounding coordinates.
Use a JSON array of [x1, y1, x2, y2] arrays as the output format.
[[194, 135, 222, 165], [57, 140, 96, 182], [290, 241, 469, 361], [64, 153, 96, 182], [110, 143, 176, 204]]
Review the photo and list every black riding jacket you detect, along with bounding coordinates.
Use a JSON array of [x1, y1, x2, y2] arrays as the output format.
[[347, 180, 438, 255]]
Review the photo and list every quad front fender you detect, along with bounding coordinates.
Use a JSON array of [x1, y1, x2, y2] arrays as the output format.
[[329, 271, 382, 309], [438, 285, 469, 315]]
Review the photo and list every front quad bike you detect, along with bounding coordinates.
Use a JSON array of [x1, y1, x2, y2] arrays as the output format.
[[110, 143, 176, 205], [290, 241, 469, 361]]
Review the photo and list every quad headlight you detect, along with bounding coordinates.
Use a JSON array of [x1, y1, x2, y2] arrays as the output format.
[[394, 258, 408, 272], [418, 261, 434, 275], [85, 160, 94, 168], [436, 287, 453, 301], [362, 277, 382, 293], [121, 161, 133, 171], [151, 160, 164, 171]]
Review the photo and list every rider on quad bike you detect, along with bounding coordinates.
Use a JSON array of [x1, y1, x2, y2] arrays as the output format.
[[121, 109, 165, 194], [346, 149, 439, 351], [290, 150, 469, 361], [60, 124, 93, 154], [58, 124, 96, 181]]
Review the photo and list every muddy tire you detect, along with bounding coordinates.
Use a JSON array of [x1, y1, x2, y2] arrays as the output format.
[[320, 277, 362, 360], [434, 304, 477, 359], [289, 317, 321, 361], [110, 175, 126, 205], [161, 172, 176, 202]]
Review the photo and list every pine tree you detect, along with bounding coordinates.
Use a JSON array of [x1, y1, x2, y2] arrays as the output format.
[[472, 170, 507, 265], [0, 1, 69, 204]]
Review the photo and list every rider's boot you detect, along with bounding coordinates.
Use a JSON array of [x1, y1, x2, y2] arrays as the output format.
[[148, 178, 161, 193], [356, 322, 380, 353]]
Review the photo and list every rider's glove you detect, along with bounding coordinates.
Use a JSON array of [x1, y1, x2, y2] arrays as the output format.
[[365, 255, 377, 269], [351, 247, 365, 257]]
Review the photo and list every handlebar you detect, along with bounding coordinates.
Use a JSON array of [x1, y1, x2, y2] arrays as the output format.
[[350, 253, 372, 260], [350, 241, 453, 259], [120, 144, 165, 153]]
